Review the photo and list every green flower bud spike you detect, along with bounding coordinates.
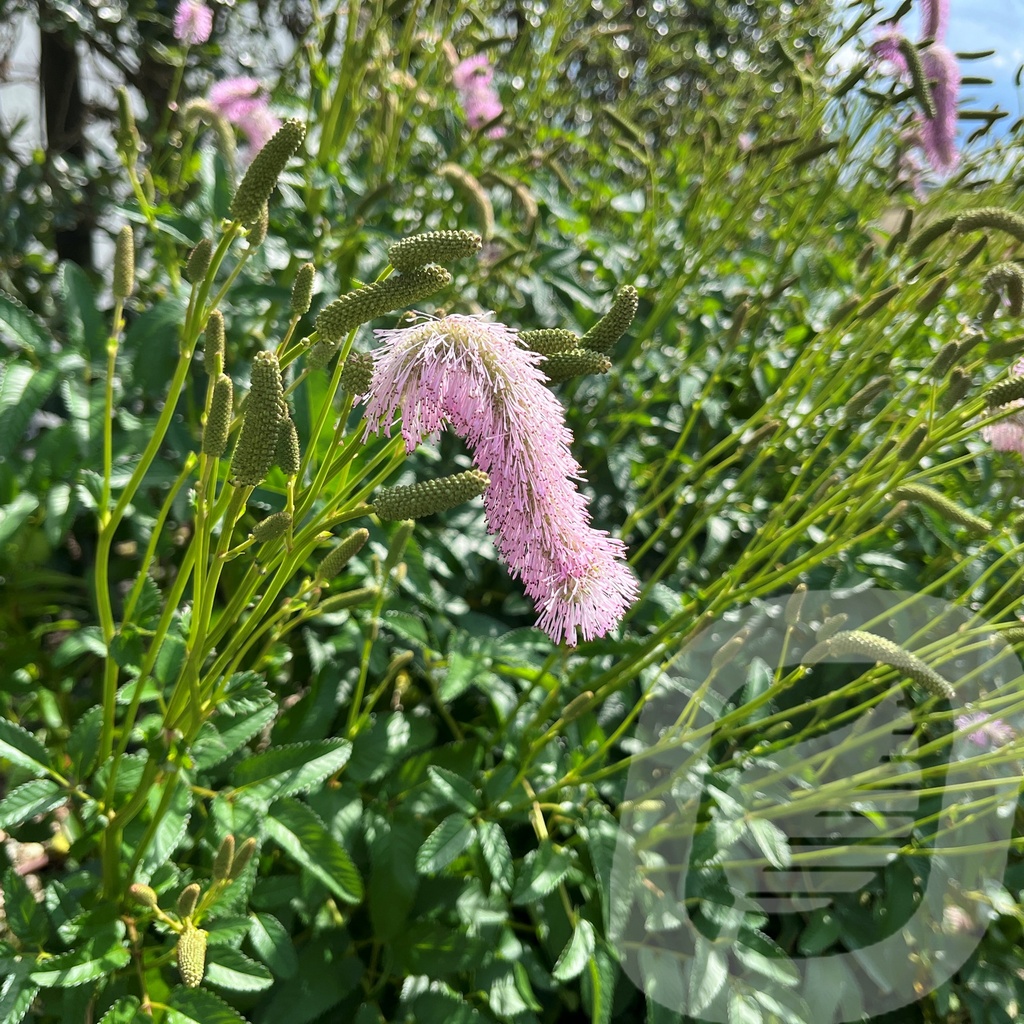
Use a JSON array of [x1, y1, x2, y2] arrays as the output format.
[[784, 583, 807, 627], [984, 262, 1024, 317], [540, 349, 612, 383], [176, 883, 201, 920], [176, 922, 208, 989], [128, 883, 159, 910], [186, 238, 214, 284], [986, 374, 1024, 408], [275, 408, 301, 477], [340, 351, 375, 395], [388, 230, 483, 271], [113, 226, 135, 301], [229, 118, 306, 226], [805, 629, 955, 701], [251, 510, 292, 543], [582, 285, 639, 354], [316, 528, 370, 581], [213, 835, 235, 881], [373, 469, 490, 521], [202, 374, 233, 458], [247, 203, 270, 248], [898, 423, 929, 461], [205, 310, 225, 377], [817, 613, 848, 642], [931, 341, 959, 378], [519, 328, 580, 356], [908, 214, 959, 255], [846, 376, 890, 416], [229, 837, 258, 880], [231, 351, 284, 486], [290, 262, 315, 316], [953, 206, 1024, 244], [115, 86, 140, 159], [942, 367, 971, 409], [897, 38, 937, 119], [892, 483, 991, 535]]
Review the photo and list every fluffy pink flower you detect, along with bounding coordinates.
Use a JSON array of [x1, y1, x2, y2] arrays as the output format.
[[870, 26, 909, 73], [983, 360, 1024, 456], [955, 712, 1015, 749], [361, 314, 638, 644], [918, 44, 960, 173], [208, 77, 281, 152], [453, 54, 506, 138], [920, 0, 949, 42], [173, 0, 213, 45]]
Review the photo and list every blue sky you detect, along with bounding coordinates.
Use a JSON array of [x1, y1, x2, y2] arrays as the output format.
[[947, 0, 1024, 125]]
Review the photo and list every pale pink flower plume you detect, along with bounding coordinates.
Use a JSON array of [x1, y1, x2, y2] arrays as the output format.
[[208, 77, 281, 152], [173, 0, 213, 45], [920, 0, 949, 42], [870, 26, 909, 73], [955, 711, 1015, 749], [453, 54, 506, 139], [983, 360, 1024, 456], [361, 314, 638, 645], [918, 44, 960, 173]]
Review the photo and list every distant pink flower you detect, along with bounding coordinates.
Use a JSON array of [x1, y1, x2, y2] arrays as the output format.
[[453, 54, 506, 138], [173, 0, 213, 45], [983, 361, 1024, 456], [918, 44, 960, 173], [955, 712, 1015, 749], [920, 0, 949, 42], [870, 26, 909, 73], [361, 314, 638, 644], [209, 77, 281, 152]]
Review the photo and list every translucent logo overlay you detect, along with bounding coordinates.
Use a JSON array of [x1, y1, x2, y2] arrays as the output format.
[[608, 591, 1021, 1022]]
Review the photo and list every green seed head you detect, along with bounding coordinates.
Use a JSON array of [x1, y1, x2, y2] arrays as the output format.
[[247, 203, 270, 248], [176, 883, 201, 920], [519, 328, 579, 356], [984, 262, 1024, 316], [251, 510, 292, 543], [784, 583, 807, 628], [274, 407, 301, 476], [581, 285, 639, 354], [388, 229, 482, 271], [316, 528, 370, 581], [186, 238, 213, 284], [953, 206, 1024, 244], [897, 37, 937, 119], [373, 469, 490, 522], [202, 373, 234, 458], [290, 262, 315, 316], [340, 351, 375, 395], [205, 310, 225, 377], [128, 883, 159, 910], [942, 367, 972, 409], [229, 118, 306, 226], [909, 214, 959, 256], [113, 226, 135, 301], [231, 351, 284, 486], [986, 374, 1024, 408], [176, 922, 208, 988], [931, 340, 959, 378], [212, 835, 235, 881], [892, 483, 991, 535], [817, 613, 849, 642], [898, 423, 929, 461], [540, 348, 612, 384]]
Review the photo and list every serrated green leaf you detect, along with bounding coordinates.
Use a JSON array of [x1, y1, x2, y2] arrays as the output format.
[[511, 841, 572, 904], [415, 814, 474, 874], [247, 913, 297, 979], [427, 766, 479, 814], [0, 720, 50, 778], [154, 635, 187, 687], [0, 291, 50, 355], [581, 941, 619, 1024], [204, 946, 274, 992], [30, 930, 130, 987], [264, 798, 363, 904], [0, 780, 65, 830], [67, 706, 103, 780], [192, 704, 276, 771], [747, 817, 791, 869], [0, 363, 57, 462], [60, 262, 105, 359], [0, 971, 38, 1024], [689, 942, 729, 1015], [251, 939, 362, 1024], [97, 995, 144, 1023], [52, 626, 107, 669], [728, 992, 764, 1024], [552, 918, 596, 981], [0, 494, 39, 549], [166, 986, 248, 1024], [44, 880, 84, 946], [232, 739, 351, 799], [476, 821, 513, 892], [798, 907, 841, 956], [1, 870, 47, 945], [138, 773, 193, 880]]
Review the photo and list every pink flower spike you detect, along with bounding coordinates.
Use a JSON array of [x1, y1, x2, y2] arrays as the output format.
[[453, 53, 506, 136], [362, 314, 638, 645], [870, 26, 909, 74], [918, 44, 960, 174], [920, 0, 949, 42], [173, 0, 213, 45]]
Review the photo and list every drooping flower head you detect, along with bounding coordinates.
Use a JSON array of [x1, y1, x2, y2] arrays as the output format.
[[209, 77, 281, 152], [982, 358, 1024, 456], [870, 25, 909, 73], [955, 711, 1016, 749], [452, 54, 506, 138], [920, 0, 949, 42], [173, 0, 213, 46], [918, 44, 961, 173], [361, 314, 638, 645]]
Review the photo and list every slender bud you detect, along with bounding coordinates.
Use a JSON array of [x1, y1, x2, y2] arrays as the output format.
[[314, 265, 453, 347], [204, 309, 225, 377], [857, 285, 900, 320], [828, 293, 861, 327], [856, 242, 876, 274], [290, 262, 315, 316], [115, 86, 140, 158], [931, 341, 959, 378], [957, 235, 988, 269], [908, 214, 959, 255], [898, 423, 929, 461], [202, 374, 234, 458], [986, 375, 1024, 407], [711, 632, 746, 672], [956, 329, 984, 359], [230, 837, 258, 880], [439, 163, 494, 238], [247, 203, 269, 248], [540, 349, 612, 384], [388, 229, 482, 271], [340, 351, 375, 395], [176, 923, 208, 988], [1002, 626, 1024, 644], [229, 118, 306, 226], [561, 691, 595, 722], [784, 583, 807, 628], [897, 38, 937, 119], [988, 334, 1024, 360], [791, 139, 839, 167], [176, 883, 201, 920], [231, 351, 284, 486], [113, 226, 135, 301], [919, 275, 950, 314], [806, 629, 955, 701], [942, 367, 972, 409], [984, 262, 1024, 316], [519, 328, 579, 356], [128, 883, 159, 910], [582, 285, 639, 354], [213, 835, 235, 881], [953, 206, 1024, 243], [316, 528, 370, 581], [251, 510, 292, 543], [373, 469, 490, 521], [275, 409, 301, 476], [892, 483, 991, 534], [186, 238, 213, 284], [904, 258, 929, 280], [817, 613, 848, 642], [885, 209, 914, 255], [846, 376, 890, 416]]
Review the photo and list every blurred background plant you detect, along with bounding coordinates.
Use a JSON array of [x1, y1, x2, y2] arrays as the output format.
[[3, 0, 1024, 1021]]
